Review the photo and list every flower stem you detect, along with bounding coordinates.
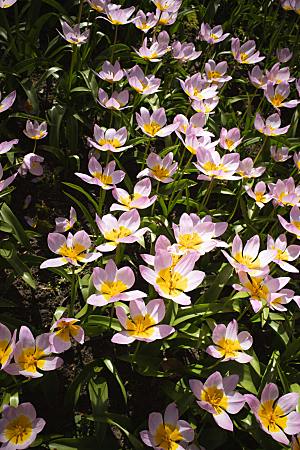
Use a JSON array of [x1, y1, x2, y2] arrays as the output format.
[[69, 267, 77, 317]]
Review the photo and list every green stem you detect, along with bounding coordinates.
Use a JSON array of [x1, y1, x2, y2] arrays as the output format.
[[69, 268, 77, 317], [228, 181, 243, 223], [77, 0, 84, 23], [253, 135, 269, 165], [150, 181, 160, 216], [98, 188, 106, 216], [68, 45, 78, 96], [111, 26, 118, 62], [141, 139, 151, 170], [201, 179, 214, 210], [33, 140, 37, 154], [115, 243, 124, 265]]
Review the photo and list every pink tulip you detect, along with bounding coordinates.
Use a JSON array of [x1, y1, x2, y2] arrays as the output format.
[[191, 97, 219, 114], [0, 163, 18, 192], [294, 152, 300, 170], [50, 318, 84, 353], [265, 63, 294, 85], [96, 209, 148, 252], [245, 181, 271, 208], [198, 23, 230, 44], [87, 259, 146, 306], [222, 234, 276, 277], [152, 0, 182, 12], [98, 88, 129, 110], [276, 47, 293, 63], [219, 127, 242, 151], [248, 65, 267, 89], [103, 3, 135, 25], [136, 107, 178, 137], [75, 158, 125, 189], [171, 41, 201, 62], [0, 90, 16, 112], [140, 402, 194, 449], [156, 9, 178, 25], [237, 157, 265, 179], [267, 234, 300, 273], [40, 230, 101, 268], [87, 0, 111, 12], [55, 207, 77, 232], [135, 31, 170, 62], [254, 113, 290, 136], [231, 38, 265, 64], [5, 326, 63, 378], [190, 372, 245, 431], [20, 153, 44, 176], [0, 323, 16, 370], [126, 65, 161, 95], [268, 177, 300, 207], [112, 298, 174, 344], [59, 21, 89, 45], [173, 112, 210, 137], [204, 60, 232, 84], [140, 251, 205, 305], [270, 145, 291, 162], [278, 205, 300, 238], [265, 81, 300, 109], [23, 120, 47, 140], [245, 384, 300, 445], [97, 60, 124, 83], [137, 152, 178, 183], [180, 73, 219, 101], [0, 139, 18, 155], [195, 149, 240, 181], [87, 125, 130, 153], [0, 403, 45, 450], [206, 319, 252, 363], [134, 10, 158, 32], [111, 178, 157, 211]]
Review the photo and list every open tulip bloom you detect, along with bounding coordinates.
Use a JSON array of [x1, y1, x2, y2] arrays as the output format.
[[278, 206, 300, 238], [98, 88, 129, 110], [270, 145, 291, 162], [204, 60, 232, 84], [140, 251, 205, 305], [88, 125, 130, 153], [219, 127, 242, 151], [245, 181, 272, 208], [111, 178, 157, 211], [206, 319, 253, 363], [127, 65, 161, 95], [135, 31, 170, 62], [152, 0, 182, 12], [222, 234, 276, 277], [191, 97, 219, 114], [40, 230, 101, 268], [50, 318, 84, 353], [96, 209, 148, 252], [137, 152, 178, 183], [23, 120, 47, 140], [97, 60, 124, 83], [20, 153, 44, 176], [254, 113, 290, 136], [75, 158, 125, 189], [136, 107, 178, 138], [231, 38, 265, 64], [59, 21, 89, 44], [199, 23, 230, 44], [140, 402, 194, 450], [5, 326, 63, 378], [88, 0, 112, 13], [103, 3, 135, 25], [55, 207, 77, 233], [195, 149, 240, 181], [87, 259, 146, 306], [0, 139, 18, 155], [269, 177, 300, 207], [265, 81, 300, 109], [0, 403, 45, 450], [0, 323, 16, 371], [134, 10, 158, 33], [237, 158, 265, 179], [111, 298, 175, 344], [171, 41, 201, 62], [267, 234, 300, 273], [0, 90, 16, 112], [0, 163, 18, 192], [156, 9, 179, 26], [245, 383, 300, 445], [180, 74, 219, 102], [189, 372, 245, 431], [173, 113, 210, 138]]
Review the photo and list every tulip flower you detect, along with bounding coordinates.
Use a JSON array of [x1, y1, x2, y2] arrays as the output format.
[[206, 319, 253, 363], [267, 234, 300, 273], [0, 323, 16, 370], [137, 152, 178, 183], [198, 23, 230, 44], [140, 251, 205, 305], [231, 38, 265, 64], [20, 153, 44, 176], [265, 81, 300, 109], [134, 10, 158, 32], [140, 402, 194, 449], [276, 47, 293, 62], [233, 272, 294, 313], [245, 181, 272, 208], [270, 145, 291, 162], [195, 149, 240, 181], [87, 259, 146, 306], [87, 0, 110, 12], [222, 234, 276, 277], [87, 125, 130, 153], [127, 65, 161, 95], [191, 97, 219, 114], [98, 88, 129, 110], [268, 177, 300, 207], [0, 90, 16, 112], [50, 318, 84, 353], [59, 21, 89, 45], [173, 112, 210, 137], [254, 113, 290, 136], [96, 209, 148, 252], [23, 120, 47, 140], [40, 230, 101, 268], [278, 206, 300, 238], [152, 0, 182, 11], [249, 65, 267, 89], [171, 41, 201, 62], [0, 403, 45, 450], [75, 158, 125, 189], [265, 63, 294, 85], [0, 139, 18, 155], [245, 383, 300, 445], [204, 60, 232, 84], [219, 127, 242, 151], [237, 158, 265, 179], [280, 0, 296, 10], [112, 298, 174, 344], [141, 234, 185, 268], [189, 372, 245, 431], [156, 9, 178, 25], [136, 107, 178, 138], [171, 212, 228, 256], [111, 178, 157, 211], [97, 60, 124, 83], [180, 73, 219, 101], [0, 163, 18, 192], [55, 207, 77, 232], [5, 326, 63, 378], [103, 3, 135, 25], [135, 31, 170, 62]]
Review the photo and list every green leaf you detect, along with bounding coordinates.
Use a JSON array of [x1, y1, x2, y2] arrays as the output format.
[[0, 203, 30, 248], [0, 241, 36, 289], [62, 182, 99, 212], [104, 358, 127, 404]]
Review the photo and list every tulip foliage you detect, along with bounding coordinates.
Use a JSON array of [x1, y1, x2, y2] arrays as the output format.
[[0, 0, 299, 449]]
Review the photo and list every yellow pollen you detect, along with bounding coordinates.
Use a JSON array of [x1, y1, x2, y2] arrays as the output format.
[[292, 220, 300, 231], [207, 71, 221, 80], [18, 346, 46, 373], [99, 280, 128, 301], [225, 138, 235, 149], [104, 226, 132, 243], [98, 138, 121, 148], [240, 53, 249, 63], [210, 33, 219, 41], [4, 415, 33, 445], [154, 423, 183, 450], [93, 172, 113, 185], [151, 165, 171, 180], [58, 242, 86, 260], [143, 121, 162, 136], [120, 193, 142, 208], [201, 386, 228, 414], [234, 252, 260, 270], [244, 277, 269, 300], [271, 94, 284, 107], [126, 314, 156, 338], [178, 233, 203, 251], [258, 400, 287, 433], [255, 192, 265, 203], [156, 267, 188, 297], [216, 337, 242, 358]]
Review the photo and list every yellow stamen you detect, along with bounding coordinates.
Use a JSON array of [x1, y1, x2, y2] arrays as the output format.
[[201, 386, 228, 414], [143, 121, 162, 136], [216, 338, 241, 358], [5, 415, 33, 445], [100, 280, 128, 301], [154, 423, 183, 450], [151, 165, 171, 180], [126, 314, 155, 338], [104, 226, 132, 243], [258, 400, 287, 433], [156, 267, 188, 297]]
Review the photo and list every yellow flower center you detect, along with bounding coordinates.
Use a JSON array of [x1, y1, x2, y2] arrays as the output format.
[[18, 347, 46, 373], [104, 226, 132, 243], [244, 277, 269, 300], [210, 33, 219, 41], [234, 252, 260, 270], [58, 242, 86, 260], [207, 71, 221, 80], [151, 165, 171, 180], [31, 132, 45, 140], [120, 193, 142, 208], [255, 192, 265, 203], [126, 314, 156, 338], [292, 220, 300, 231], [271, 94, 284, 107], [216, 337, 242, 358], [258, 400, 287, 433], [178, 233, 203, 251], [5, 415, 33, 445], [143, 121, 162, 136], [93, 172, 113, 185], [99, 280, 128, 301], [240, 53, 249, 63], [156, 267, 188, 297], [154, 423, 183, 450], [201, 386, 228, 414], [225, 138, 234, 149], [275, 249, 288, 261], [98, 138, 121, 148]]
